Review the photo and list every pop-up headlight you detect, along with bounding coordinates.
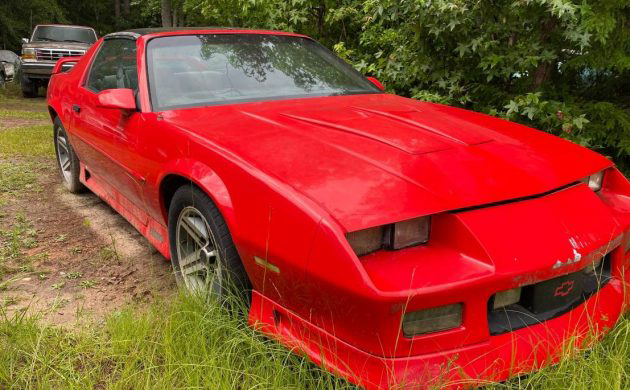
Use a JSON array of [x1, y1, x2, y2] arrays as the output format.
[[345, 216, 431, 257]]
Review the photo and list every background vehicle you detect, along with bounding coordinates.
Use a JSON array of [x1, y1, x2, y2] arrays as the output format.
[[0, 50, 19, 86], [20, 24, 97, 97], [46, 28, 630, 389]]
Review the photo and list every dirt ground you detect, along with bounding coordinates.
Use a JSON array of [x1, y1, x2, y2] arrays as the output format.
[[0, 96, 175, 326]]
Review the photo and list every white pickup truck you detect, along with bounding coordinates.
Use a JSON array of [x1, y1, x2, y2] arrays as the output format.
[[20, 24, 97, 97]]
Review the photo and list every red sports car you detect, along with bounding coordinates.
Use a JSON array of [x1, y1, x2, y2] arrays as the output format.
[[47, 28, 630, 388]]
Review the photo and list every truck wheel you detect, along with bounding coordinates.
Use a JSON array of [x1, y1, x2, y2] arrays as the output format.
[[21, 75, 37, 98]]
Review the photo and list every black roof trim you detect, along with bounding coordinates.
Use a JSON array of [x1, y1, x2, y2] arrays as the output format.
[[104, 31, 141, 40], [114, 27, 256, 36]]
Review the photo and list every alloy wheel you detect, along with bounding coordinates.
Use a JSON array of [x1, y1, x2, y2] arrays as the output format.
[[56, 128, 73, 183], [175, 206, 222, 296]]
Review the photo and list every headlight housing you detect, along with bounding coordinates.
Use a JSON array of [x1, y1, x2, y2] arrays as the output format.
[[345, 216, 431, 257], [21, 48, 35, 60], [582, 170, 605, 192]]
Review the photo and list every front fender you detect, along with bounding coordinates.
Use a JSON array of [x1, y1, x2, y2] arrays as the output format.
[[156, 158, 235, 230]]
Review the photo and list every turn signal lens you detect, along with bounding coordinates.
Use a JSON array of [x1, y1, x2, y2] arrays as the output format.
[[402, 303, 462, 337], [582, 171, 604, 192], [493, 287, 521, 309], [21, 48, 35, 60], [390, 216, 430, 249], [345, 226, 384, 256]]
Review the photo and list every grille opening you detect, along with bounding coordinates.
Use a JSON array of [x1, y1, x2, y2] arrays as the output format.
[[35, 48, 85, 61], [488, 253, 612, 335]]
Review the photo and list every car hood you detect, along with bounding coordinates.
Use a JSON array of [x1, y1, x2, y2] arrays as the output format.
[[164, 94, 612, 231]]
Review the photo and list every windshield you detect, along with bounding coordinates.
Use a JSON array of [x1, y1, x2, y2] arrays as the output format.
[[147, 34, 381, 110], [31, 26, 97, 44]]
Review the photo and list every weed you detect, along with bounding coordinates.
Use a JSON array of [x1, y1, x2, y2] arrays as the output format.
[[54, 234, 67, 243], [51, 282, 65, 290], [99, 246, 119, 263], [79, 280, 96, 289], [64, 272, 82, 280]]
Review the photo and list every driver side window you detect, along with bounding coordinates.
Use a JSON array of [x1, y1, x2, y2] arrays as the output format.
[[86, 38, 138, 93]]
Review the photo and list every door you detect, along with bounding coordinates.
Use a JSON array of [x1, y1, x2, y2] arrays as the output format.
[[71, 37, 148, 224]]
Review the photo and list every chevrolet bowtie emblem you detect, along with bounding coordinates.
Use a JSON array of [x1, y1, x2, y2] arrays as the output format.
[[554, 280, 575, 297]]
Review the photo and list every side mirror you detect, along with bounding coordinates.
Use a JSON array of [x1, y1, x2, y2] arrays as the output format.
[[96, 89, 136, 111], [22, 38, 29, 43], [367, 76, 385, 91]]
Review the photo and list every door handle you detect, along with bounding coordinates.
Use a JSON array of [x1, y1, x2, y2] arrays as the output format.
[[72, 104, 81, 113]]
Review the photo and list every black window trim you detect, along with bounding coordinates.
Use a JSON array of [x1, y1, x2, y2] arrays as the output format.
[[83, 36, 138, 95]]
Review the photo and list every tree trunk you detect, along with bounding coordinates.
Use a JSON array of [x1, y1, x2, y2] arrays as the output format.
[[123, 0, 130, 15], [114, 0, 120, 19], [172, 7, 178, 27], [161, 0, 172, 27], [531, 18, 557, 89]]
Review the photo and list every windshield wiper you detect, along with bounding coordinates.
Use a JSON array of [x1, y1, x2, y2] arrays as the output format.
[[34, 37, 55, 42], [62, 39, 87, 43]]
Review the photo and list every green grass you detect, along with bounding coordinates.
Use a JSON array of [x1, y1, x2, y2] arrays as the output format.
[[0, 294, 353, 389], [0, 110, 49, 120], [0, 213, 38, 279], [1, 293, 630, 390], [0, 125, 53, 157], [0, 161, 39, 204]]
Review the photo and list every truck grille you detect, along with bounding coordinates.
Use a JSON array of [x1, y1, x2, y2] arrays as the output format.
[[35, 48, 85, 61]]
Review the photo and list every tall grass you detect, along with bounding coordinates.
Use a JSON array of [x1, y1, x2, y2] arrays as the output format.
[[2, 291, 630, 389], [0, 293, 354, 389]]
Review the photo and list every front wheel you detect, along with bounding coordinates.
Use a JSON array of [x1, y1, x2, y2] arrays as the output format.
[[53, 117, 84, 193], [168, 185, 250, 304]]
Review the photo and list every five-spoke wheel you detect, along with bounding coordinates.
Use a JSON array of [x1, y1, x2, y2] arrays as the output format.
[[168, 185, 250, 303], [53, 117, 84, 193]]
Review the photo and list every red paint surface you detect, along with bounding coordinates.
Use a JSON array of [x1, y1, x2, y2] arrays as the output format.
[[47, 28, 630, 389]]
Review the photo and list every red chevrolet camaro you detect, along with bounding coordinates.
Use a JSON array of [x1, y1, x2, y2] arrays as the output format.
[[47, 27, 630, 388]]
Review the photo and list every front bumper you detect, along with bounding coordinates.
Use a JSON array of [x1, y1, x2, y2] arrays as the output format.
[[251, 276, 627, 389], [21, 62, 55, 78]]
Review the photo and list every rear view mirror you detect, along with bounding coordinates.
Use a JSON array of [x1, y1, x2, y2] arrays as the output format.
[[367, 76, 385, 91], [96, 89, 136, 111]]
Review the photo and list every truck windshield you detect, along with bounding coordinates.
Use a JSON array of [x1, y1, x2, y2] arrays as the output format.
[[147, 34, 381, 110], [31, 26, 97, 44]]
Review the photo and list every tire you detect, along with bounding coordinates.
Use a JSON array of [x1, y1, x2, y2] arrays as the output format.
[[21, 75, 37, 98], [0, 73, 5, 87], [168, 185, 250, 304], [53, 117, 84, 193]]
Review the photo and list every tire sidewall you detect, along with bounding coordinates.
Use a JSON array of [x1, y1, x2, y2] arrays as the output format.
[[53, 118, 82, 192], [168, 186, 248, 302]]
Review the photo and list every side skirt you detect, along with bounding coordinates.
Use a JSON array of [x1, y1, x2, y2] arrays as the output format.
[[79, 162, 170, 259]]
